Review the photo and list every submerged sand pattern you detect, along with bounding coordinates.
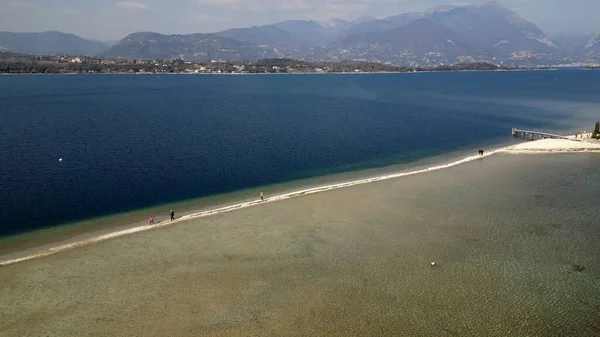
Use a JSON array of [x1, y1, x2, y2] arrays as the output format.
[[1, 153, 600, 336]]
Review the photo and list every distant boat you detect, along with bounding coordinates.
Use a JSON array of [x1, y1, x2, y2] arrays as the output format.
[[58, 158, 63, 162]]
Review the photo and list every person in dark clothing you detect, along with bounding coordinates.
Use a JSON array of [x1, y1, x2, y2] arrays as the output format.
[[170, 210, 175, 221]]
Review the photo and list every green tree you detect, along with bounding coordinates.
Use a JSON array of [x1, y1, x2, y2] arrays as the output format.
[[593, 121, 600, 139]]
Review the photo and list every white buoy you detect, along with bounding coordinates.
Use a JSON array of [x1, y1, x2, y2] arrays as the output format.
[[58, 158, 63, 162], [430, 262, 436, 266]]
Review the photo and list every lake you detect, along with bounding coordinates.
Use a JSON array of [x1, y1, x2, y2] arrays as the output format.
[[1, 70, 599, 236]]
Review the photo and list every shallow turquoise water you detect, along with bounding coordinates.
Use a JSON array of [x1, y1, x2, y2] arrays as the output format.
[[2, 152, 599, 336]]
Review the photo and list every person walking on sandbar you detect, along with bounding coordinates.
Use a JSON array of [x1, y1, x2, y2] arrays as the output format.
[[170, 210, 175, 221], [149, 215, 155, 224], [260, 191, 264, 201]]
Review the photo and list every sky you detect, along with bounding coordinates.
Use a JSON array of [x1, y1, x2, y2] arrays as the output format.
[[0, 0, 599, 41]]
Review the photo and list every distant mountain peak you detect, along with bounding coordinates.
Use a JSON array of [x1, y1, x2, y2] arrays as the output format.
[[585, 32, 600, 48], [424, 5, 457, 14], [352, 15, 378, 24], [318, 18, 349, 28], [0, 31, 108, 56], [474, 0, 503, 7]]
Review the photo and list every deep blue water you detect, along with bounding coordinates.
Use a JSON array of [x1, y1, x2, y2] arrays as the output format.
[[1, 71, 599, 236]]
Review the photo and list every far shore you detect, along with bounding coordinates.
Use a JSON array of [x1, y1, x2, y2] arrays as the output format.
[[0, 68, 544, 76], [2, 134, 599, 267]]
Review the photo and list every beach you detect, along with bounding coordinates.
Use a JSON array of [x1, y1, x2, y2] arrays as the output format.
[[506, 134, 600, 153], [1, 138, 600, 336]]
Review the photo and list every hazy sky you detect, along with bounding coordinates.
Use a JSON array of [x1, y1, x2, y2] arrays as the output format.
[[1, 0, 598, 40]]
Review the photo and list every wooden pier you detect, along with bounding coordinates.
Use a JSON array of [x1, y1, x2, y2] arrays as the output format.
[[511, 128, 569, 140]]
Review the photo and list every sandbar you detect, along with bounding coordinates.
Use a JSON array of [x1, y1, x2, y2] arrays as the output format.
[[1, 153, 599, 336]]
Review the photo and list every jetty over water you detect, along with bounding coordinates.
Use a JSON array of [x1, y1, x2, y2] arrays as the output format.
[[512, 128, 570, 140]]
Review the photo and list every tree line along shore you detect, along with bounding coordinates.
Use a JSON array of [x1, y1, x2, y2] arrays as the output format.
[[0, 52, 532, 74]]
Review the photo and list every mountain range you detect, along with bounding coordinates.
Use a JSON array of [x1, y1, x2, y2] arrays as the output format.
[[1, 1, 599, 66], [0, 31, 108, 56]]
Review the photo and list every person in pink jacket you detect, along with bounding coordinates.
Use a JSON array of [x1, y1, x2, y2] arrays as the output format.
[[149, 216, 155, 224]]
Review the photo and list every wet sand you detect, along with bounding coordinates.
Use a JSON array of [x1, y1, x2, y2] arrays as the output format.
[[2, 153, 600, 336]]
